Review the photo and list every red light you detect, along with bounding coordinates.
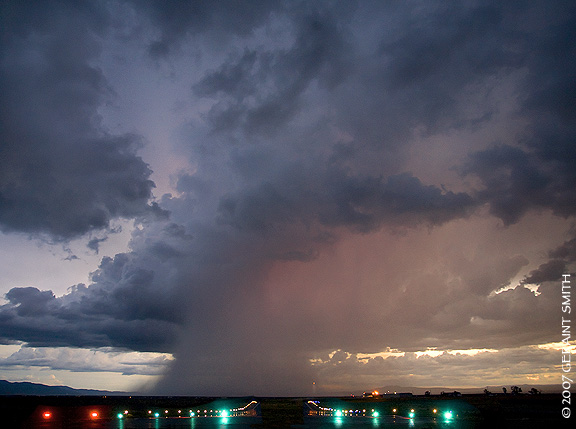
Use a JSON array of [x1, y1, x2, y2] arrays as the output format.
[[43, 412, 52, 419], [91, 411, 99, 418]]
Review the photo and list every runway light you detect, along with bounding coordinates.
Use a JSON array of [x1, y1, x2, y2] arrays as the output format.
[[91, 412, 99, 419], [372, 411, 379, 417], [154, 412, 160, 418], [409, 410, 415, 418], [433, 409, 437, 414], [221, 410, 229, 417], [392, 408, 397, 413], [117, 413, 123, 419], [444, 410, 453, 420], [335, 410, 342, 417], [43, 412, 52, 419]]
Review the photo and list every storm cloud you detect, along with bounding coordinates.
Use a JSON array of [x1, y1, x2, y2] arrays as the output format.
[[0, 0, 575, 395], [0, 0, 161, 240]]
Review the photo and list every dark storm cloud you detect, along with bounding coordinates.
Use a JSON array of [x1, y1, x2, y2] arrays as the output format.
[[522, 238, 576, 285], [0, 221, 196, 351], [1, 0, 575, 395], [134, 0, 283, 58], [464, 139, 576, 226], [0, 0, 161, 240], [462, 2, 576, 225], [155, 0, 576, 394], [218, 171, 475, 233], [193, 9, 352, 135], [4, 287, 57, 317]]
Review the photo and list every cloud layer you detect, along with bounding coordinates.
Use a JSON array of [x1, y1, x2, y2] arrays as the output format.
[[0, 1, 161, 240], [0, 0, 575, 394]]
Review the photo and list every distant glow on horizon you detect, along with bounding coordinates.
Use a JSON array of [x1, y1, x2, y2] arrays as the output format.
[[0, 344, 172, 392], [415, 348, 499, 358]]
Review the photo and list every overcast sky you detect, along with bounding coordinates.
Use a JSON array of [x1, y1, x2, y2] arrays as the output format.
[[0, 0, 575, 395]]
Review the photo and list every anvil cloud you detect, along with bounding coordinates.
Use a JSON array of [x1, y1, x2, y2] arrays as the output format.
[[0, 0, 574, 395]]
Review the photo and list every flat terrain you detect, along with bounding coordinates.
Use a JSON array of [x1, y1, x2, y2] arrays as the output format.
[[0, 393, 571, 428]]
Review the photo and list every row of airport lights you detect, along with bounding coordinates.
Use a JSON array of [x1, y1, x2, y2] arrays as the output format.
[[117, 400, 258, 419], [43, 400, 257, 421], [329, 407, 454, 421], [121, 408, 232, 419]]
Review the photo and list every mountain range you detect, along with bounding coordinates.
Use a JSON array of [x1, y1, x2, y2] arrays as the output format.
[[0, 380, 126, 396]]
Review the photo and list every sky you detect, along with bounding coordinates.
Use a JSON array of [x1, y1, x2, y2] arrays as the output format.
[[0, 0, 575, 396]]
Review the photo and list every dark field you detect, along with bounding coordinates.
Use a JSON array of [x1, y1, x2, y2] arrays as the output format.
[[0, 394, 571, 428]]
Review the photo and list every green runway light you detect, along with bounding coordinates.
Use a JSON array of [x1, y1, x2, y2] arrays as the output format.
[[444, 410, 453, 420], [154, 412, 160, 418], [335, 410, 342, 417], [372, 411, 379, 417], [117, 413, 123, 419], [409, 411, 415, 418]]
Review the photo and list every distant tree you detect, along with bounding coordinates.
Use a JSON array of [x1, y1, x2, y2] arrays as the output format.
[[529, 387, 540, 395], [425, 391, 431, 396], [511, 386, 522, 394], [502, 387, 507, 394], [484, 389, 491, 395]]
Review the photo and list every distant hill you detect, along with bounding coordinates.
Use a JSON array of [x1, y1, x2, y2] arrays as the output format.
[[0, 380, 126, 396]]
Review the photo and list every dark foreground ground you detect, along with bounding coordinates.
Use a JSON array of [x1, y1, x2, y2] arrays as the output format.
[[0, 393, 572, 428]]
